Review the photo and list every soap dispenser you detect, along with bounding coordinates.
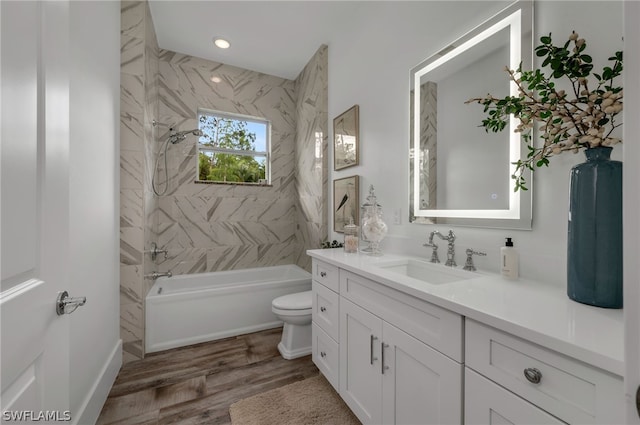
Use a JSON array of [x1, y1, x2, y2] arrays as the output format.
[[501, 237, 519, 279]]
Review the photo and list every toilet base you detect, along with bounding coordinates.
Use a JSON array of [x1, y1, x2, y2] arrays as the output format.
[[277, 322, 311, 359]]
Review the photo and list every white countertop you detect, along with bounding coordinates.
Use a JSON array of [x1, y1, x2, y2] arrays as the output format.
[[307, 249, 624, 377]]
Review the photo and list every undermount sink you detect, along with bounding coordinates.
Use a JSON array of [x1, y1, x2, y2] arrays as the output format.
[[374, 258, 476, 285]]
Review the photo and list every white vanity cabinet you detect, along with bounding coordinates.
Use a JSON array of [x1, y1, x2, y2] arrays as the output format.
[[309, 254, 624, 425], [311, 260, 340, 391], [338, 268, 463, 425], [465, 319, 624, 425]]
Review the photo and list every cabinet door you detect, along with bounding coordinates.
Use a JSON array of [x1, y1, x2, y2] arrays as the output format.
[[465, 368, 566, 425], [382, 321, 463, 425], [340, 298, 383, 424]]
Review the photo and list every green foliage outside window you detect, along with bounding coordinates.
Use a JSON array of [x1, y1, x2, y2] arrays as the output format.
[[198, 114, 267, 183]]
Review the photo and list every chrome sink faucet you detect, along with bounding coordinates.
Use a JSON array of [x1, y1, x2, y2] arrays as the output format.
[[463, 248, 487, 271], [422, 242, 440, 263], [423, 239, 440, 264], [427, 230, 457, 267]]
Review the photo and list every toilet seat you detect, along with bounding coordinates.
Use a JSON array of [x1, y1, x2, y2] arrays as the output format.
[[272, 306, 310, 317], [272, 290, 312, 311]]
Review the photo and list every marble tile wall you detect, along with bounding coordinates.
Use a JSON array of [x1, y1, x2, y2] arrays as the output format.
[[120, 0, 159, 363], [155, 50, 303, 274], [294, 46, 329, 270]]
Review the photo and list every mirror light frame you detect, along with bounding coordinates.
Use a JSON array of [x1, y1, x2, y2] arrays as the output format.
[[410, 1, 533, 229]]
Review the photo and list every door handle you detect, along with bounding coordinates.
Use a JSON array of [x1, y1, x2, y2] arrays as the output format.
[[56, 291, 87, 315], [636, 385, 640, 418]]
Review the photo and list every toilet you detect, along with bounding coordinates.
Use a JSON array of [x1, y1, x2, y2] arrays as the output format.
[[272, 290, 312, 359]]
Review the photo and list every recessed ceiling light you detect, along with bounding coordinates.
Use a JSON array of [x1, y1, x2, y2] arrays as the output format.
[[213, 38, 230, 49], [210, 76, 222, 83]]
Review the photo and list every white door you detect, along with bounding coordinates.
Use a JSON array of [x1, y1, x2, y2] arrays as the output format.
[[381, 322, 462, 425], [624, 1, 640, 424], [1, 1, 74, 420], [340, 298, 383, 424]]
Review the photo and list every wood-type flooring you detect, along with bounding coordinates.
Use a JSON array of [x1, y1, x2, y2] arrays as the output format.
[[97, 328, 319, 425]]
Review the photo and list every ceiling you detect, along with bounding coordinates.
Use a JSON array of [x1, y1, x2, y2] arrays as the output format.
[[148, 1, 365, 80]]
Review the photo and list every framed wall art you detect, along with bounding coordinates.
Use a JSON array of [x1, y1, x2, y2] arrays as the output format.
[[333, 175, 359, 233], [333, 105, 359, 170]]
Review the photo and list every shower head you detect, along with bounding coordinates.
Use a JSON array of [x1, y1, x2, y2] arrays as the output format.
[[168, 129, 203, 144]]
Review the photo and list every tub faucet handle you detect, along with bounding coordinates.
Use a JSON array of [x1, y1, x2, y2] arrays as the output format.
[[151, 242, 168, 262], [145, 270, 172, 280]]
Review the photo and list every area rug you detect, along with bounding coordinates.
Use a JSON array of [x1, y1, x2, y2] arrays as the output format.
[[229, 375, 361, 425]]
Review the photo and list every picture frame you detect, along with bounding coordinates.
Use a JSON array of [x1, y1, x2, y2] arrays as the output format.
[[333, 105, 359, 170], [333, 175, 359, 233]]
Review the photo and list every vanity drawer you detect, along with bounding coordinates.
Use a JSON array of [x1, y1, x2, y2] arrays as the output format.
[[465, 319, 624, 424], [313, 260, 339, 292], [312, 323, 339, 391], [465, 367, 566, 424], [312, 280, 340, 340], [340, 269, 463, 362]]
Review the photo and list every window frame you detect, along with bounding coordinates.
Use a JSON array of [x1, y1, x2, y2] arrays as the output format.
[[196, 108, 271, 185]]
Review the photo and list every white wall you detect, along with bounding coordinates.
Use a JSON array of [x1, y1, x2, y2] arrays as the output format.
[[328, 1, 623, 286], [68, 1, 121, 423], [623, 1, 640, 422]]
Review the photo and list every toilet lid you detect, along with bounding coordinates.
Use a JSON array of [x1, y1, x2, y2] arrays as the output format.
[[272, 290, 312, 310]]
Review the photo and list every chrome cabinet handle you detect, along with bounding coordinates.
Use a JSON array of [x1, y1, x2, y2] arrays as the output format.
[[524, 367, 542, 384], [320, 306, 326, 312], [370, 335, 378, 364], [320, 271, 327, 277], [381, 343, 390, 374]]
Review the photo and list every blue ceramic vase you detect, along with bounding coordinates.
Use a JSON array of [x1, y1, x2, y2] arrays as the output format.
[[567, 146, 622, 308]]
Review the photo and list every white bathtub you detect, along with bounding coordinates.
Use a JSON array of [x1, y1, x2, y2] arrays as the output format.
[[145, 264, 311, 353]]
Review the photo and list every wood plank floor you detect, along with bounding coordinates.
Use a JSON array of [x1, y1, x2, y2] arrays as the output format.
[[97, 328, 319, 425]]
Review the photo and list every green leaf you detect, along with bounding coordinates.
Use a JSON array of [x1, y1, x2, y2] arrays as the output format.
[[540, 35, 552, 44], [580, 54, 592, 63], [536, 48, 549, 57]]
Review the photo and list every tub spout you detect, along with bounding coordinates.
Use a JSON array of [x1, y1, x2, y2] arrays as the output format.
[[145, 271, 172, 280]]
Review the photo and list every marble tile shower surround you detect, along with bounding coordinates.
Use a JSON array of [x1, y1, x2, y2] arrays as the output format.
[[120, 0, 159, 363], [153, 47, 327, 276], [294, 46, 329, 270]]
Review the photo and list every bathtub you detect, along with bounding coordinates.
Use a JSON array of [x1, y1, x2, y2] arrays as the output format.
[[145, 264, 311, 353]]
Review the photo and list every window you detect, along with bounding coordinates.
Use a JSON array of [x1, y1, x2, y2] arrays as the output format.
[[197, 109, 270, 184]]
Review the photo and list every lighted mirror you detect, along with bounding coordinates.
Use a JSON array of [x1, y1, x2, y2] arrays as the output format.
[[409, 1, 533, 229]]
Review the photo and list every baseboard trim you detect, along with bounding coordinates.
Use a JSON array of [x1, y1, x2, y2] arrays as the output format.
[[73, 339, 122, 425]]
